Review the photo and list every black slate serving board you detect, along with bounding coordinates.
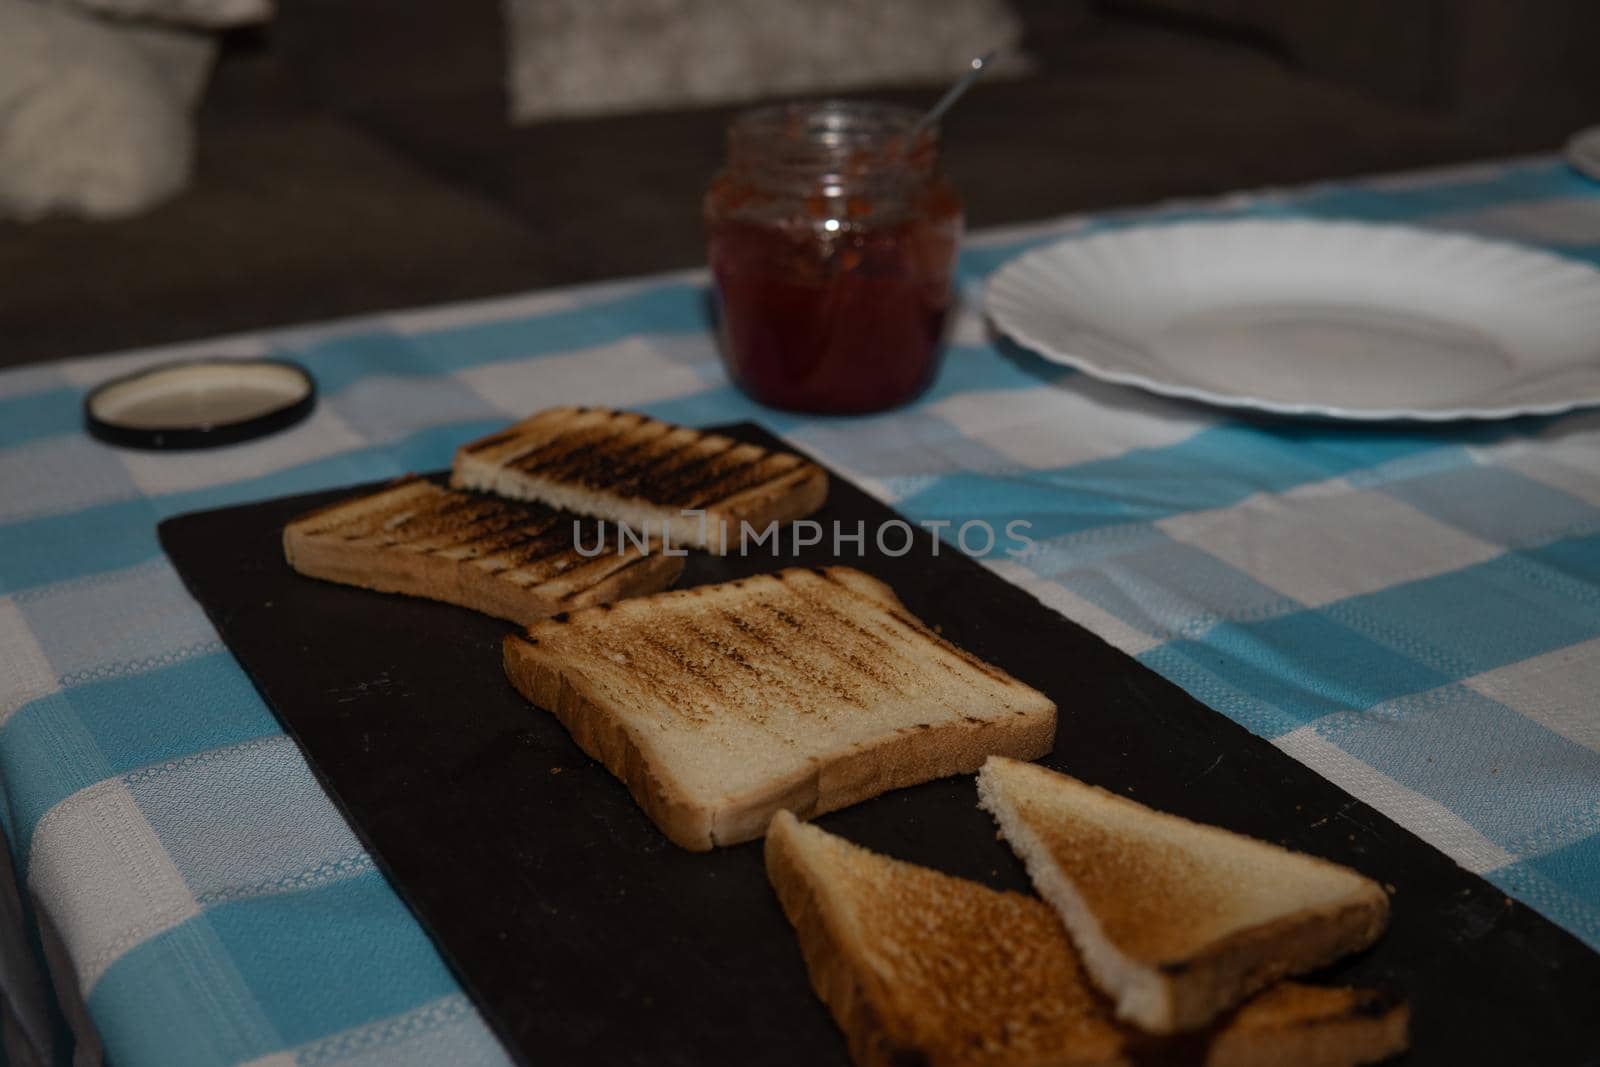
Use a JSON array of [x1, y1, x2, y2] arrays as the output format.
[[160, 423, 1599, 1066]]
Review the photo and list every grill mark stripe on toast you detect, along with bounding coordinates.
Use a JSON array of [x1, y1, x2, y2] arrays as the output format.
[[502, 422, 620, 476], [383, 499, 559, 556], [415, 509, 541, 555], [686, 454, 805, 510], [569, 426, 707, 499], [678, 620, 783, 725], [554, 551, 648, 599], [318, 491, 450, 541], [472, 526, 581, 572], [714, 607, 868, 709], [521, 414, 667, 486], [774, 593, 915, 701], [599, 434, 743, 505], [537, 418, 680, 491], [435, 515, 566, 563], [492, 535, 585, 570], [884, 609, 1016, 687], [462, 410, 583, 467], [385, 496, 513, 547], [285, 477, 428, 535], [495, 548, 585, 586], [391, 491, 501, 530], [790, 603, 919, 698], [787, 578, 904, 660], [807, 571, 1029, 704], [683, 458, 791, 510], [649, 432, 742, 478], [650, 451, 767, 508], [634, 631, 731, 720], [299, 486, 571, 563], [508, 416, 642, 476], [813, 569, 1021, 690], [300, 499, 412, 539]]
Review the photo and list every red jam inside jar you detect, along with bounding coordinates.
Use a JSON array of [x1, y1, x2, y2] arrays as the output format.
[[705, 102, 963, 414]]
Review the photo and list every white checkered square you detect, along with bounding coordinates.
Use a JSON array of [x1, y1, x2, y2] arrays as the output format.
[[58, 337, 269, 388], [0, 598, 55, 726], [0, 436, 139, 524], [1274, 725, 1516, 874], [1464, 637, 1600, 754], [459, 337, 710, 415], [1468, 409, 1600, 508], [1158, 478, 1502, 607], [1430, 196, 1600, 246], [114, 404, 366, 497], [27, 779, 199, 992], [929, 377, 1211, 469], [15, 561, 217, 688], [388, 286, 581, 335], [1497, 450, 1600, 513]]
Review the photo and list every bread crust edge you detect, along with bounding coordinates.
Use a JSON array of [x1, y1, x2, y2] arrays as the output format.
[[1157, 889, 1390, 1033], [763, 815, 908, 1067]]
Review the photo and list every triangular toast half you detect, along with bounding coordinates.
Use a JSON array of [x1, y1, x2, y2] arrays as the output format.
[[765, 812, 1405, 1067], [502, 567, 1056, 849], [977, 757, 1389, 1034]]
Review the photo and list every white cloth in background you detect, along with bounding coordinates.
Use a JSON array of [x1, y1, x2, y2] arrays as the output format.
[[0, 1, 193, 220], [0, 0, 271, 222], [46, 0, 269, 27], [504, 0, 1030, 123]]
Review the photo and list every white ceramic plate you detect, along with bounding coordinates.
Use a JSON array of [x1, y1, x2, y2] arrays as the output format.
[[985, 219, 1600, 420]]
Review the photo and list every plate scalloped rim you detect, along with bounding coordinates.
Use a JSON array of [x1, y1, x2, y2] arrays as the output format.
[[984, 218, 1600, 422]]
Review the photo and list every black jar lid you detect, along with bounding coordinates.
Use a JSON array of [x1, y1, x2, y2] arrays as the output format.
[[84, 358, 317, 450]]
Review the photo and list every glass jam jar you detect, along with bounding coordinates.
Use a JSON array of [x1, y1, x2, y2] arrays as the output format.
[[705, 101, 964, 414]]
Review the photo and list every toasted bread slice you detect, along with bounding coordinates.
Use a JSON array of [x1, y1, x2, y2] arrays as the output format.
[[450, 406, 827, 553], [977, 757, 1390, 1035], [765, 811, 1407, 1067], [502, 566, 1056, 849], [283, 476, 684, 625]]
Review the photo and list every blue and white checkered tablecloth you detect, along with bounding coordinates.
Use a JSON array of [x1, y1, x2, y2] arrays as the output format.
[[3, 155, 1599, 1067]]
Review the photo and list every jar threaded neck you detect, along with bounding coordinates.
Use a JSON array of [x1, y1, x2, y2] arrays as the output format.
[[726, 100, 938, 198]]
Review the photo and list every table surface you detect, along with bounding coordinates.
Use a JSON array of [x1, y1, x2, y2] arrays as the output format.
[[3, 155, 1599, 1067]]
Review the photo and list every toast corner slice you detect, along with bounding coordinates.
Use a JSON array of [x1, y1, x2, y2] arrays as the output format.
[[977, 756, 1390, 1034]]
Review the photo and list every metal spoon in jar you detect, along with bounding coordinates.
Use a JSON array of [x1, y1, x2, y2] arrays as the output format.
[[905, 50, 996, 148]]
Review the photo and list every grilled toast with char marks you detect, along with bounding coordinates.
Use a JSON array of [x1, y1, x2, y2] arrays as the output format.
[[977, 757, 1391, 1035], [766, 811, 1408, 1067], [451, 406, 827, 553], [502, 566, 1056, 849], [283, 476, 684, 625]]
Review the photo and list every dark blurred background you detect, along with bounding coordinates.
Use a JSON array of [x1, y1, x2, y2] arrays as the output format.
[[3, 0, 1598, 367]]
